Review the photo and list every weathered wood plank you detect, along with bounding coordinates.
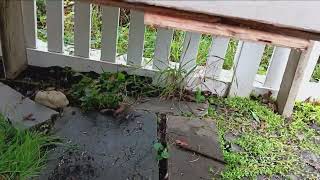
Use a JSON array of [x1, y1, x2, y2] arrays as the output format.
[[46, 0, 64, 53], [205, 37, 229, 78], [0, 0, 27, 79], [101, 6, 119, 62], [22, 0, 37, 48], [153, 27, 173, 70], [144, 13, 309, 50], [277, 41, 319, 117], [264, 47, 291, 89], [180, 32, 201, 71], [127, 10, 145, 66], [228, 42, 265, 97], [74, 1, 92, 58]]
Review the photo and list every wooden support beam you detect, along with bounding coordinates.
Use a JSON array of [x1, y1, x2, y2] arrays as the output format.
[[144, 13, 309, 50], [277, 41, 317, 117], [0, 0, 27, 79]]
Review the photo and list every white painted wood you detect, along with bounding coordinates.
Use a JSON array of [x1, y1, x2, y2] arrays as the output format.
[[153, 27, 174, 70], [101, 6, 119, 62], [205, 37, 229, 78], [228, 42, 266, 97], [277, 42, 319, 117], [298, 82, 320, 101], [21, 0, 37, 48], [232, 40, 244, 70], [180, 32, 201, 71], [127, 10, 145, 66], [264, 47, 291, 89], [27, 48, 156, 78], [74, 1, 91, 58], [300, 41, 320, 82], [46, 0, 64, 53]]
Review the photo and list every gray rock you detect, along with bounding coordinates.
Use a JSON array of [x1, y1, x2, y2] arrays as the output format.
[[35, 90, 69, 109]]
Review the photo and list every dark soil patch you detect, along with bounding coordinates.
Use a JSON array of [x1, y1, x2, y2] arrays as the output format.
[[157, 113, 168, 180]]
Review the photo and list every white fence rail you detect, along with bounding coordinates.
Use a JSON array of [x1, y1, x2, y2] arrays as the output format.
[[19, 0, 320, 101]]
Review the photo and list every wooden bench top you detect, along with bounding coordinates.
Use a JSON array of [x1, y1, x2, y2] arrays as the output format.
[[88, 0, 320, 50]]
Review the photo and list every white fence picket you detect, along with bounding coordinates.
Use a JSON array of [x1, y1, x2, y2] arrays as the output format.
[[101, 6, 119, 62], [46, 0, 64, 53], [229, 42, 266, 97], [264, 47, 291, 89], [74, 1, 91, 58], [206, 37, 230, 78], [180, 32, 201, 71], [127, 10, 145, 66], [153, 28, 174, 70], [22, 0, 37, 48], [300, 41, 320, 82]]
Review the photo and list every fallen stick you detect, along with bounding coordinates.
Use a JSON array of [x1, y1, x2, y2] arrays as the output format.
[[175, 140, 226, 164]]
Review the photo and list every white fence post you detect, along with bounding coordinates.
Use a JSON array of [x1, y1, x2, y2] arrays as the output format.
[[153, 27, 173, 70], [46, 0, 64, 53], [101, 6, 119, 62], [74, 1, 91, 58], [127, 10, 145, 66], [205, 37, 230, 79], [229, 41, 265, 97], [180, 32, 201, 71], [264, 47, 291, 89], [22, 0, 37, 49]]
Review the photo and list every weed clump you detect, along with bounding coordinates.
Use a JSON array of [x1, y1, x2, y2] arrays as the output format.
[[71, 72, 160, 111], [0, 114, 57, 179]]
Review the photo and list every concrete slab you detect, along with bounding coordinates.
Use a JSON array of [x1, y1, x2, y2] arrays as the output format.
[[167, 115, 224, 162], [167, 115, 224, 179], [40, 107, 158, 180], [168, 146, 224, 180], [0, 82, 58, 129], [134, 98, 208, 117]]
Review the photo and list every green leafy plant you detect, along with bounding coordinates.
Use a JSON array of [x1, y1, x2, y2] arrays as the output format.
[[195, 87, 205, 103], [153, 142, 169, 160]]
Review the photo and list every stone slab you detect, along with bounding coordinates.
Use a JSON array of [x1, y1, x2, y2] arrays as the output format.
[[167, 115, 224, 162], [39, 107, 158, 180], [167, 115, 224, 179], [0, 82, 58, 129], [134, 98, 208, 117], [168, 145, 224, 180]]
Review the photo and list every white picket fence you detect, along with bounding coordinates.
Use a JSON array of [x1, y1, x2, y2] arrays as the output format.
[[3, 0, 319, 100]]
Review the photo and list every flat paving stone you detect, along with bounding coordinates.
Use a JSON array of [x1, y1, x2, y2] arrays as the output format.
[[167, 115, 224, 180], [39, 107, 158, 180], [0, 82, 58, 129], [134, 98, 208, 117]]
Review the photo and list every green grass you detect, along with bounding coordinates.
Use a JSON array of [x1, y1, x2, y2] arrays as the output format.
[[35, 1, 276, 74], [0, 114, 57, 180], [207, 97, 320, 179]]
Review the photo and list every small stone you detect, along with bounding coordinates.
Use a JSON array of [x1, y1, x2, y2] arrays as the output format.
[[224, 132, 238, 142], [313, 136, 320, 144], [310, 123, 320, 133], [35, 90, 69, 109], [230, 143, 243, 152], [297, 133, 305, 141]]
